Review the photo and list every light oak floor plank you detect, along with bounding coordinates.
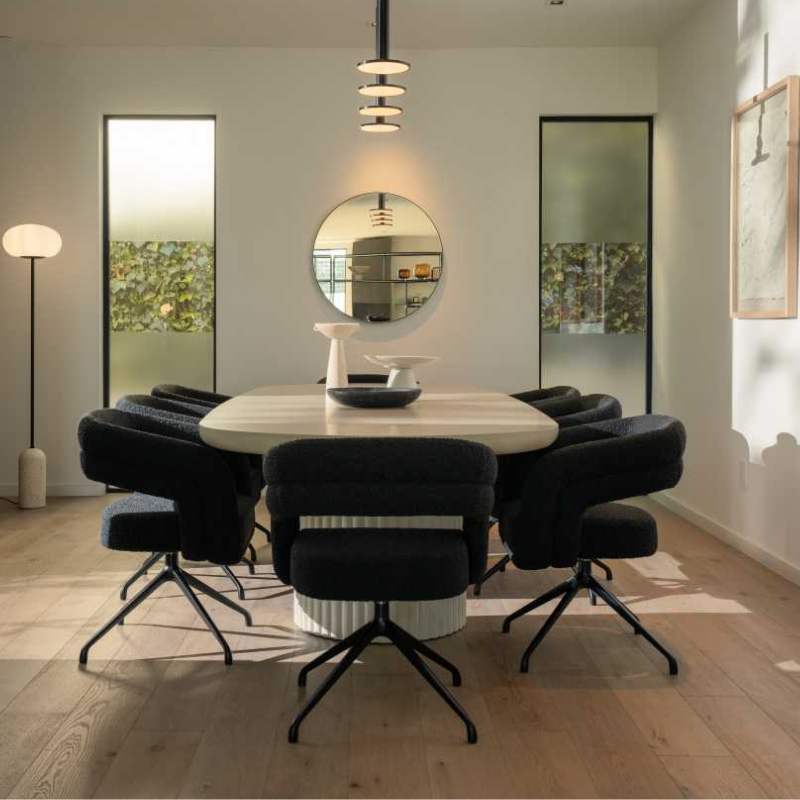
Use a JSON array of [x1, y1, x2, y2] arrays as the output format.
[[659, 755, 766, 799], [1, 496, 800, 797]]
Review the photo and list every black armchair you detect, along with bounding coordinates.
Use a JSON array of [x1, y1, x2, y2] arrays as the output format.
[[115, 394, 261, 598], [499, 415, 686, 674], [510, 385, 579, 405], [152, 383, 231, 407], [265, 437, 496, 744], [533, 393, 622, 429], [77, 408, 257, 664], [147, 385, 272, 550], [476, 393, 623, 596]]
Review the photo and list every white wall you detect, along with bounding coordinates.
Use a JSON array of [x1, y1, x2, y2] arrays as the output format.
[[0, 43, 657, 494], [655, 0, 800, 581]]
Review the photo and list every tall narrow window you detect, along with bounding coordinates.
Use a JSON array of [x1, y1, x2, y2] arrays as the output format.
[[104, 117, 215, 406], [540, 118, 652, 414]]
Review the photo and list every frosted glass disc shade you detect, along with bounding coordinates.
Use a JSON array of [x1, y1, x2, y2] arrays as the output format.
[[357, 59, 410, 75], [358, 83, 406, 98], [359, 104, 402, 117], [360, 122, 401, 133], [2, 224, 62, 258]]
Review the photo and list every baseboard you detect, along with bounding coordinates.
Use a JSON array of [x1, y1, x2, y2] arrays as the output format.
[[0, 483, 105, 498], [654, 491, 800, 588]]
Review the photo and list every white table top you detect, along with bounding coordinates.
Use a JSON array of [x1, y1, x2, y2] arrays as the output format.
[[198, 384, 558, 456]]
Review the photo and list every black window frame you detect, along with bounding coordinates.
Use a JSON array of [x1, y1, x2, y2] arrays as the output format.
[[102, 114, 218, 408], [538, 115, 654, 413]]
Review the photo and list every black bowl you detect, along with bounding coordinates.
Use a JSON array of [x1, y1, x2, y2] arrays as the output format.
[[327, 387, 421, 409]]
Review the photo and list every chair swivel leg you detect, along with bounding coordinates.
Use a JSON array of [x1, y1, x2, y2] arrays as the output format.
[[386, 619, 462, 686], [120, 552, 255, 601], [290, 602, 477, 745], [502, 576, 576, 633], [254, 521, 271, 542], [120, 552, 165, 600], [80, 568, 171, 664], [182, 571, 253, 626], [172, 565, 234, 665], [298, 624, 374, 687], [221, 565, 246, 600], [81, 553, 239, 666], [592, 558, 613, 580], [520, 586, 578, 672], [590, 579, 677, 675], [289, 625, 373, 743], [510, 561, 677, 676], [474, 554, 511, 596], [390, 626, 477, 743]]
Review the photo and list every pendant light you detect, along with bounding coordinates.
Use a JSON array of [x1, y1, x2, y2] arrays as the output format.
[[369, 193, 394, 227], [358, 0, 407, 132]]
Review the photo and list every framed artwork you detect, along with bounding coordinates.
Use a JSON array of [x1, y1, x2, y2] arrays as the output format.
[[731, 75, 800, 318]]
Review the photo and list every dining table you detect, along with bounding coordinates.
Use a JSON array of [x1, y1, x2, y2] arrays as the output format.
[[199, 383, 558, 640]]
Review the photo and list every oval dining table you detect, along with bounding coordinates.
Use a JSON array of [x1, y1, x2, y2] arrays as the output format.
[[199, 383, 558, 641]]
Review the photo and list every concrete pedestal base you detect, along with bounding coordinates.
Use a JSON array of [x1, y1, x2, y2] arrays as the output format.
[[19, 448, 46, 509]]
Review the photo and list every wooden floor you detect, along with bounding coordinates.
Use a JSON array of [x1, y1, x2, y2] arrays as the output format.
[[2, 497, 800, 798]]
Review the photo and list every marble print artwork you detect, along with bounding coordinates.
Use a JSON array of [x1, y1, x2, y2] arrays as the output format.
[[736, 89, 790, 313]]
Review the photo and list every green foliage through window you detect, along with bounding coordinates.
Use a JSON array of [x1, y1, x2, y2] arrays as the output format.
[[109, 241, 214, 333], [541, 242, 646, 334]]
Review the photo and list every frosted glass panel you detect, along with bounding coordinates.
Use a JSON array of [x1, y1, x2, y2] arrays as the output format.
[[106, 118, 215, 406], [541, 120, 649, 416]]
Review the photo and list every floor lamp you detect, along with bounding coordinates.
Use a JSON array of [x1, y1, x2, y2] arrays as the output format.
[[2, 223, 62, 509]]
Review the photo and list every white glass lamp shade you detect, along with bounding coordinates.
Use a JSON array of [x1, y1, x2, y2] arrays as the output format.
[[359, 104, 403, 117], [358, 83, 406, 98], [2, 224, 62, 259], [360, 121, 401, 133], [357, 59, 410, 76]]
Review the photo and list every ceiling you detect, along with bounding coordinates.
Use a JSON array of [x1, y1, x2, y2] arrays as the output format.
[[0, 0, 702, 48]]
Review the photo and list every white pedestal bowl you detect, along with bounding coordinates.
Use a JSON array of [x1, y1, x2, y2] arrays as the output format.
[[364, 355, 440, 389]]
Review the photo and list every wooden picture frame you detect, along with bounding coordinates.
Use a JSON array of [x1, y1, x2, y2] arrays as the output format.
[[731, 75, 800, 318]]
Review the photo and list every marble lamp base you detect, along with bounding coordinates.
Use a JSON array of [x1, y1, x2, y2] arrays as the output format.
[[19, 448, 46, 509]]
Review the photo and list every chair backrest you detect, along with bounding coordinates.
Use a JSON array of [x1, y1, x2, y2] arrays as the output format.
[[264, 437, 497, 586], [117, 394, 258, 499], [129, 393, 211, 419], [534, 393, 622, 428], [117, 394, 203, 428], [502, 415, 685, 570], [151, 384, 230, 407], [316, 373, 389, 385], [511, 385, 580, 405], [78, 408, 251, 564]]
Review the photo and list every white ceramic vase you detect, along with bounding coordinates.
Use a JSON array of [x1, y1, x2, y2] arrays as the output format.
[[313, 322, 360, 390]]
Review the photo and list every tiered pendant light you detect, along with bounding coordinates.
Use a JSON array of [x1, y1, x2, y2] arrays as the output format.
[[359, 0, 408, 133], [369, 193, 394, 227]]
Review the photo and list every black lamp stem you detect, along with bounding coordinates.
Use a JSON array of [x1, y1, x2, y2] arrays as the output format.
[[29, 256, 35, 450]]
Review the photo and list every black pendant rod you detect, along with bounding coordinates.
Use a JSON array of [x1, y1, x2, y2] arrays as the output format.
[[376, 0, 388, 59], [376, 0, 388, 115], [29, 256, 35, 450]]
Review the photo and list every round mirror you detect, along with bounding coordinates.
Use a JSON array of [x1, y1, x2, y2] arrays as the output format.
[[312, 193, 443, 322]]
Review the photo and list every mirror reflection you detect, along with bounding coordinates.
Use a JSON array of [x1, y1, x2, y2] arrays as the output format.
[[313, 193, 443, 322]]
